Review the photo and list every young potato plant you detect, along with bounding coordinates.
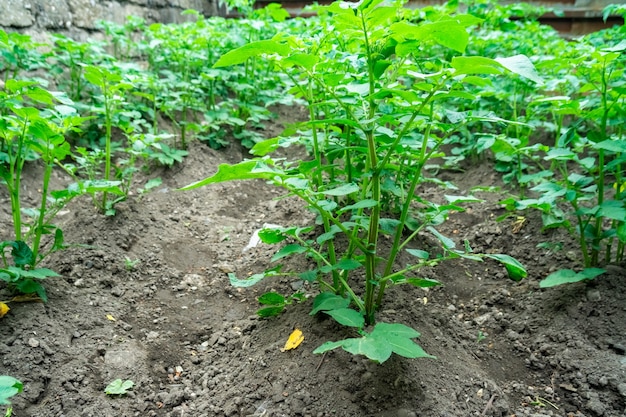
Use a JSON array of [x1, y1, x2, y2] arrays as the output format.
[[0, 80, 93, 301], [184, 0, 528, 363], [506, 38, 626, 288]]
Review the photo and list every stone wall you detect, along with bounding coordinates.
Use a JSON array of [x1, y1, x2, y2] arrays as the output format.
[[0, 0, 219, 40]]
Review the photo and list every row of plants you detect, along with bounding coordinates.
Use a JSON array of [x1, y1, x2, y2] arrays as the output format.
[[1, 0, 624, 366]]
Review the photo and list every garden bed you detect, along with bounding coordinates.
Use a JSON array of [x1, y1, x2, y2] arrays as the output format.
[[1, 133, 625, 417]]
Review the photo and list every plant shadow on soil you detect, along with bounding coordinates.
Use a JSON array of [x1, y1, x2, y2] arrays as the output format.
[[1, 114, 626, 417]]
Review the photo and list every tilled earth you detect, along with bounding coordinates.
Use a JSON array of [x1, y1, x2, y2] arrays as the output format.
[[1, 131, 625, 417]]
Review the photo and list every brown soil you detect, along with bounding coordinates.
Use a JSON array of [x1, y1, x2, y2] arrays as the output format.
[[1, 110, 625, 417]]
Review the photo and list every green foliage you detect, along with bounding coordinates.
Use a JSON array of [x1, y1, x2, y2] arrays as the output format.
[[184, 0, 529, 362], [0, 81, 88, 299], [0, 376, 23, 406], [104, 379, 134, 395]]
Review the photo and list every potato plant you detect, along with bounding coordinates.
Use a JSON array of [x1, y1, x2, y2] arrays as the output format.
[[183, 0, 530, 362]]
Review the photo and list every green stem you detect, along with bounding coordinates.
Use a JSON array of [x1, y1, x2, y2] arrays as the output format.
[[360, 8, 381, 325], [591, 60, 609, 266], [376, 107, 434, 308], [102, 78, 112, 212], [31, 153, 53, 267]]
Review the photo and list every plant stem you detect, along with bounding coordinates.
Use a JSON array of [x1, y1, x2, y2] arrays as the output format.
[[102, 77, 112, 212], [30, 147, 53, 267], [360, 7, 381, 325], [591, 59, 609, 266]]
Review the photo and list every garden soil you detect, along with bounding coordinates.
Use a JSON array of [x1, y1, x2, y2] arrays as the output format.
[[1, 111, 625, 417]]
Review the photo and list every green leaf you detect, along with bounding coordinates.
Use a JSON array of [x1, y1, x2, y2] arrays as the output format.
[[14, 279, 47, 302], [484, 254, 527, 281], [18, 268, 60, 279], [313, 322, 434, 363], [320, 258, 362, 273], [299, 270, 318, 282], [338, 199, 378, 213], [392, 20, 468, 53], [257, 306, 285, 317], [597, 201, 626, 221], [372, 323, 434, 359], [105, 379, 134, 395], [258, 292, 285, 305], [451, 56, 503, 76], [592, 139, 626, 153], [310, 293, 350, 315], [180, 160, 284, 190], [0, 376, 23, 405], [258, 227, 287, 244], [494, 55, 543, 84], [325, 308, 365, 328], [214, 40, 291, 68], [393, 277, 441, 288], [444, 195, 483, 204], [405, 249, 429, 259], [11, 241, 33, 266], [228, 272, 267, 288], [426, 226, 455, 250], [319, 183, 359, 196], [540, 268, 606, 288], [271, 244, 307, 262]]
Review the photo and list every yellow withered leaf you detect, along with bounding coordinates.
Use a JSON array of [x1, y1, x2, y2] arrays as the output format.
[[0, 302, 10, 318], [106, 314, 116, 321], [280, 328, 304, 352]]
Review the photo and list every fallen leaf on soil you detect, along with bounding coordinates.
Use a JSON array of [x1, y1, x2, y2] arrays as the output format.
[[0, 302, 10, 318], [281, 328, 304, 352], [106, 314, 116, 321]]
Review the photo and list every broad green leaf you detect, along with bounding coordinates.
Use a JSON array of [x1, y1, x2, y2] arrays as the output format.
[[400, 277, 441, 288], [180, 160, 283, 190], [338, 199, 378, 213], [18, 268, 60, 279], [214, 40, 290, 68], [105, 379, 134, 395], [317, 225, 342, 244], [320, 258, 362, 273], [484, 254, 527, 281], [325, 308, 365, 328], [342, 336, 393, 363], [540, 268, 605, 288], [258, 292, 285, 305], [426, 226, 455, 250], [257, 306, 285, 317], [451, 56, 502, 76], [299, 270, 318, 282], [372, 323, 434, 359], [319, 183, 359, 196], [406, 249, 429, 259], [258, 227, 288, 244], [11, 241, 33, 266], [14, 279, 47, 302], [391, 20, 468, 53], [271, 244, 307, 262], [228, 272, 267, 288], [597, 201, 626, 221], [495, 55, 543, 84], [310, 293, 350, 315], [282, 53, 318, 70], [444, 195, 483, 204], [592, 140, 626, 153], [0, 375, 23, 405]]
